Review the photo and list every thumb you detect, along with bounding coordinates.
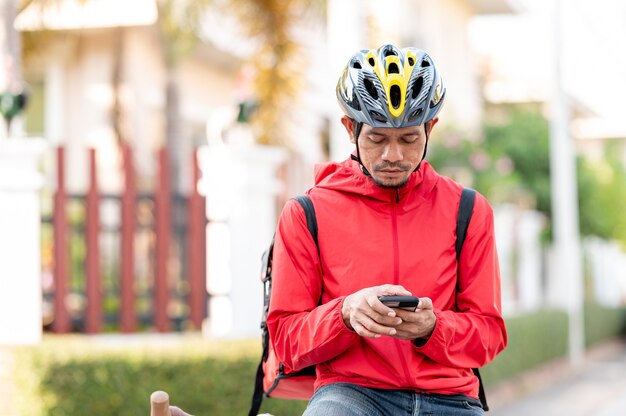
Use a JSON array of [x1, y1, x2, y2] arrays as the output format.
[[170, 406, 193, 416]]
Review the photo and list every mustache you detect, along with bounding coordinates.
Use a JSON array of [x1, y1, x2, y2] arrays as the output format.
[[373, 162, 412, 171]]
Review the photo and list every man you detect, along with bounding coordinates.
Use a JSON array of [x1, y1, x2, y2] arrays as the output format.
[[266, 44, 507, 415]]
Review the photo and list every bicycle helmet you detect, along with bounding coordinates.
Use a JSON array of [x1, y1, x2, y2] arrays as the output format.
[[336, 44, 445, 128]]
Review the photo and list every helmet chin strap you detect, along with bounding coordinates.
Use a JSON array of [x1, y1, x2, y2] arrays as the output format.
[[413, 126, 429, 172], [351, 121, 372, 177]]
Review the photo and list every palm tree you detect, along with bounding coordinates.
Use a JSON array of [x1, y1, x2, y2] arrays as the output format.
[[229, 0, 325, 146]]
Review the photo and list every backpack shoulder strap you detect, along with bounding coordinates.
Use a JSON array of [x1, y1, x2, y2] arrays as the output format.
[[455, 187, 476, 259], [455, 187, 489, 411], [294, 195, 319, 251]]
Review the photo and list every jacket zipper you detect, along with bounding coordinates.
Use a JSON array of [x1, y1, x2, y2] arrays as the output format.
[[391, 191, 413, 386]]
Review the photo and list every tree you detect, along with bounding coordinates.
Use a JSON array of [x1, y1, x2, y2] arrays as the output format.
[[429, 108, 626, 246]]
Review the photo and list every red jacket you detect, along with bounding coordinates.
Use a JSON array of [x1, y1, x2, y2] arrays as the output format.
[[267, 158, 507, 399]]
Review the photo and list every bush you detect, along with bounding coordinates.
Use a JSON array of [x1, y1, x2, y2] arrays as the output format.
[[584, 302, 626, 347], [481, 304, 626, 387], [14, 305, 626, 415], [481, 309, 569, 386], [14, 336, 307, 416]]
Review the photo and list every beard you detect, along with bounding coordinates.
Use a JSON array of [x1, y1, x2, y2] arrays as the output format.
[[371, 161, 413, 188], [372, 175, 410, 188]]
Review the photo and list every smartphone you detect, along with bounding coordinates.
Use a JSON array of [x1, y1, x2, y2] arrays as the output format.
[[378, 295, 420, 311]]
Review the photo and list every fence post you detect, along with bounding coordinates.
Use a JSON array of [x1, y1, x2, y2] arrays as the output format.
[[0, 138, 47, 344], [188, 148, 206, 329], [120, 145, 137, 332], [85, 148, 102, 333], [53, 146, 71, 333], [154, 148, 171, 332]]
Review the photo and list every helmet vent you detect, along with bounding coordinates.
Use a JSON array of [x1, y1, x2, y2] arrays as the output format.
[[411, 76, 424, 99], [363, 78, 379, 99], [390, 85, 401, 109], [408, 57, 415, 66], [384, 49, 397, 57], [408, 108, 423, 123], [388, 63, 399, 74], [368, 57, 375, 66], [421, 59, 431, 68], [352, 60, 362, 69], [371, 111, 388, 123]]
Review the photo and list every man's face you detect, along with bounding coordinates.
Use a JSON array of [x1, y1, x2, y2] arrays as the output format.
[[341, 117, 435, 188]]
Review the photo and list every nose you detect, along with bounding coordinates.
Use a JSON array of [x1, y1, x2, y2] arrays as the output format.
[[382, 140, 402, 163]]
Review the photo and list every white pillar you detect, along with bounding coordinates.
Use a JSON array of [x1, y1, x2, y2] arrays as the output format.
[[326, 0, 367, 161], [517, 210, 545, 311], [44, 59, 66, 145], [550, 0, 584, 365], [0, 138, 47, 344], [198, 141, 287, 339]]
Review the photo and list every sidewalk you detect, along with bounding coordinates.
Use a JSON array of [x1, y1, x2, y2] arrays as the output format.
[[488, 339, 626, 416], [0, 347, 16, 415]]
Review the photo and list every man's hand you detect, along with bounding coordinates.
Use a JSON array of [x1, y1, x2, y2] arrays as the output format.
[[341, 284, 412, 338], [169, 406, 193, 416], [389, 297, 437, 342]]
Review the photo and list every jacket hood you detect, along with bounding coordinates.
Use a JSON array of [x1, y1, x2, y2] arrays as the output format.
[[314, 155, 437, 203]]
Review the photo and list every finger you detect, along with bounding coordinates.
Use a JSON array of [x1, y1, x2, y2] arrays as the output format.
[[170, 407, 193, 416], [366, 295, 399, 318], [351, 320, 381, 338], [362, 296, 404, 323], [418, 297, 433, 310], [150, 391, 171, 416], [352, 313, 397, 337], [377, 284, 412, 296]]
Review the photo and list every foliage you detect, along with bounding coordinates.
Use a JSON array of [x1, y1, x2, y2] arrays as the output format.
[[479, 304, 626, 387], [429, 108, 626, 245], [14, 336, 308, 416], [583, 302, 626, 347], [15, 304, 626, 415], [577, 143, 626, 244], [228, 0, 325, 146], [481, 309, 569, 386]]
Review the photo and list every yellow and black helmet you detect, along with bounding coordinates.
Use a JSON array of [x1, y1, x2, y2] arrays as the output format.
[[336, 44, 446, 128]]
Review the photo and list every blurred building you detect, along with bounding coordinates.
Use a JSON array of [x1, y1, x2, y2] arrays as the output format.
[[16, 0, 243, 193]]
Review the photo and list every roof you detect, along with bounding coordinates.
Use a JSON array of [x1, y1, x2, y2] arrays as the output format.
[[467, 0, 518, 15], [15, 0, 158, 31]]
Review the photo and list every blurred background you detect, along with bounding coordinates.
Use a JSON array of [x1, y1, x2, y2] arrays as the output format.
[[1, 0, 626, 414]]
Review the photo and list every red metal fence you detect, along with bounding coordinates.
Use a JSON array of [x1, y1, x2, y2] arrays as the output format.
[[46, 145, 207, 333]]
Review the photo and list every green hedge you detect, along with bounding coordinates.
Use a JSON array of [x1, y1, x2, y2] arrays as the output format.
[[584, 302, 626, 347], [14, 336, 307, 416], [481, 303, 626, 386], [13, 305, 626, 415], [480, 309, 569, 386]]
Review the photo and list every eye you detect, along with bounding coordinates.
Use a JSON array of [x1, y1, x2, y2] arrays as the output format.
[[368, 135, 385, 144], [402, 135, 419, 144]]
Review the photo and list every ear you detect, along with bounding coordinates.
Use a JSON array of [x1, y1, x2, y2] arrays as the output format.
[[341, 116, 356, 144], [425, 117, 439, 137]]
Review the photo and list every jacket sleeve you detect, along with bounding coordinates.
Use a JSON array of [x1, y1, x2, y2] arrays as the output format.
[[266, 198, 360, 372], [415, 193, 508, 368]]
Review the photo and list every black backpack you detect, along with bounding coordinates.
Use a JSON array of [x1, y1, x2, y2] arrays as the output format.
[[249, 188, 488, 416]]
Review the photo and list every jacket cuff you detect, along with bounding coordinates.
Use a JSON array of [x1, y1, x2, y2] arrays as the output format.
[[412, 309, 449, 354]]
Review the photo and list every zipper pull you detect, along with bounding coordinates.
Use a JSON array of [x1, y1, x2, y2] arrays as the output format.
[[395, 188, 400, 203]]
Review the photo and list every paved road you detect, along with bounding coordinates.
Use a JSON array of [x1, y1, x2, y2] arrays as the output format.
[[490, 340, 626, 416]]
